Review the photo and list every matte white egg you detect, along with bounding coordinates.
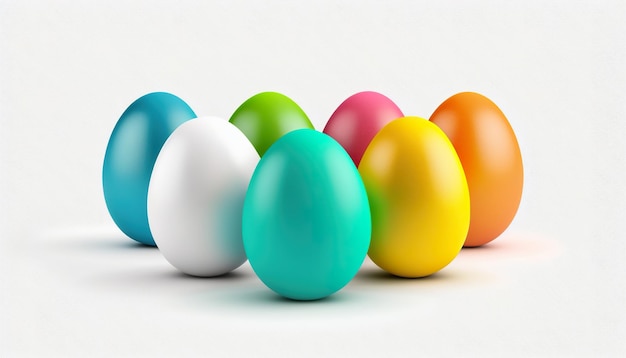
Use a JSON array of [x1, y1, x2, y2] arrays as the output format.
[[147, 117, 259, 277]]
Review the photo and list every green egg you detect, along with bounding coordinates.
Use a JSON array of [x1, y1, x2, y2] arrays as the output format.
[[229, 92, 314, 156]]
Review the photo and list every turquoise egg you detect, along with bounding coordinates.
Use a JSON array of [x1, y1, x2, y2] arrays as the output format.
[[243, 129, 371, 300], [102, 92, 196, 246]]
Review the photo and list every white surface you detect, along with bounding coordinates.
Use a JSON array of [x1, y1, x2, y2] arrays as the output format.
[[1, 0, 624, 357]]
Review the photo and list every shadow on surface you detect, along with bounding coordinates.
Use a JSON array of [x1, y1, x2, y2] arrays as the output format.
[[40, 226, 158, 253], [170, 269, 248, 281], [78, 239, 157, 251], [237, 288, 355, 305], [457, 232, 561, 261], [351, 259, 497, 290], [81, 264, 253, 299], [40, 227, 545, 311], [355, 267, 454, 282], [198, 285, 370, 313]]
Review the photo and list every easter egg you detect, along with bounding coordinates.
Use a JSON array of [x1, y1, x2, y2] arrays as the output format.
[[430, 92, 523, 247], [323, 91, 403, 165], [359, 117, 470, 278], [147, 117, 259, 277], [103, 92, 196, 246], [229, 92, 314, 156], [243, 129, 371, 300]]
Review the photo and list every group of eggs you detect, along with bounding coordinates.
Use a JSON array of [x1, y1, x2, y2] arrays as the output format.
[[102, 90, 523, 301]]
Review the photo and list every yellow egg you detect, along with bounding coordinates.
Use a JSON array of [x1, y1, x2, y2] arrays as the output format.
[[358, 117, 470, 278]]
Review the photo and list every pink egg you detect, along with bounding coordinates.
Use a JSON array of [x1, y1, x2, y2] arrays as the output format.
[[323, 91, 404, 165]]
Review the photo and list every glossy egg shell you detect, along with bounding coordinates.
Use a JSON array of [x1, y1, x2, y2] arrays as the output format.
[[243, 129, 371, 300], [102, 92, 196, 246], [430, 92, 523, 247], [323, 91, 403, 166], [147, 117, 259, 276], [229, 92, 314, 156], [359, 117, 470, 278]]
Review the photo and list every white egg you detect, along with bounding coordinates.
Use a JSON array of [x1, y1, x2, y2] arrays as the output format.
[[147, 117, 259, 277]]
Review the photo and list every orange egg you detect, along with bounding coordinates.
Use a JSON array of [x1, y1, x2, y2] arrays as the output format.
[[430, 92, 523, 247]]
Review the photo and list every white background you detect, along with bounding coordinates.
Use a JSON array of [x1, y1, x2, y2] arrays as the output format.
[[1, 0, 625, 357]]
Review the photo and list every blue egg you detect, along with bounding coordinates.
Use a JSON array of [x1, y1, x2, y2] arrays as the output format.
[[243, 129, 371, 300], [102, 92, 196, 246]]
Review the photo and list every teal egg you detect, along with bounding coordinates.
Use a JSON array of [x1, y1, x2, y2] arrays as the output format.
[[243, 129, 371, 300], [102, 92, 196, 246]]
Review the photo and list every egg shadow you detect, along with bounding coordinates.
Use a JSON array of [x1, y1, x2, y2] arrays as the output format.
[[81, 263, 253, 299], [45, 229, 158, 253], [461, 240, 505, 252], [193, 280, 372, 313], [456, 233, 562, 261], [248, 289, 358, 305], [91, 239, 158, 251], [169, 269, 249, 281], [355, 266, 454, 283], [351, 260, 497, 290]]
